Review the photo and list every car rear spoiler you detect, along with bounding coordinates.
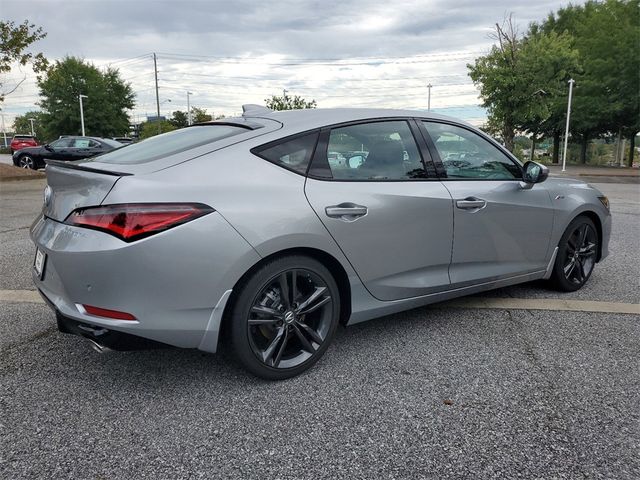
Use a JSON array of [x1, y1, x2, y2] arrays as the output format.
[[44, 159, 133, 177]]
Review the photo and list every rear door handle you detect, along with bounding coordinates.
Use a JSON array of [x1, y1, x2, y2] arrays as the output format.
[[325, 203, 368, 221], [456, 197, 487, 210]]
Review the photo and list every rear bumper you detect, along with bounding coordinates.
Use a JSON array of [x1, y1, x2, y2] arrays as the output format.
[[31, 212, 260, 352]]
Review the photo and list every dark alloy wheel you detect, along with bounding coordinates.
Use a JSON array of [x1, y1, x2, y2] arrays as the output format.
[[229, 255, 340, 380], [550, 216, 598, 292], [18, 155, 36, 169]]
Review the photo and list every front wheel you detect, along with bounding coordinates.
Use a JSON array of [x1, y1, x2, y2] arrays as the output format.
[[229, 255, 340, 380], [549, 216, 599, 292]]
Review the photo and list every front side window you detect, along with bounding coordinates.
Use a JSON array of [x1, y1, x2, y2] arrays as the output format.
[[325, 121, 426, 180], [423, 122, 521, 180], [252, 132, 318, 175]]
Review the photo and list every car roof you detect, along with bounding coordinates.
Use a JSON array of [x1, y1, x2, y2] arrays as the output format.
[[240, 107, 474, 135]]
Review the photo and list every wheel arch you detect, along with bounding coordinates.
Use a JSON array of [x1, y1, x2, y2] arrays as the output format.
[[218, 246, 352, 347], [570, 210, 603, 262]]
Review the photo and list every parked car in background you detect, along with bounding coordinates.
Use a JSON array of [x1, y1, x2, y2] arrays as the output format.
[[112, 137, 135, 145], [31, 106, 611, 379], [10, 135, 39, 154], [12, 136, 123, 169]]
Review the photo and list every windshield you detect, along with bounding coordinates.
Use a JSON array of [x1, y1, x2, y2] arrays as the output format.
[[91, 125, 248, 164]]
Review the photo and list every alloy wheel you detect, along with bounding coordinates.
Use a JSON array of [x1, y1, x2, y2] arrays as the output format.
[[19, 156, 35, 169], [247, 268, 333, 369], [563, 223, 597, 286]]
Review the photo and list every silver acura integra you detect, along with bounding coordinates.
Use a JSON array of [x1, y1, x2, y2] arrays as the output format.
[[31, 106, 611, 379]]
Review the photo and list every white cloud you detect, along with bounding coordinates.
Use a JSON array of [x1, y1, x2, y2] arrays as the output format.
[[0, 0, 580, 128]]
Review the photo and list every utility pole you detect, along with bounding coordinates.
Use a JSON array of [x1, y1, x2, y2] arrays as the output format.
[[29, 118, 36, 137], [561, 78, 575, 172], [153, 53, 161, 134], [187, 91, 193, 125], [79, 94, 88, 136], [427, 83, 432, 111]]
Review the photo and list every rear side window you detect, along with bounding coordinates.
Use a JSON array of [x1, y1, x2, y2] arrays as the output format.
[[92, 125, 248, 165], [252, 132, 318, 175]]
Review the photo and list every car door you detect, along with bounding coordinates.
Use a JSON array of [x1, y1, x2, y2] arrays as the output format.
[[420, 120, 554, 287], [43, 138, 74, 160], [67, 137, 95, 160], [304, 119, 453, 301]]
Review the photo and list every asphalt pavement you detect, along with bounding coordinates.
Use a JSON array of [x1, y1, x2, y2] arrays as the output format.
[[0, 177, 638, 479]]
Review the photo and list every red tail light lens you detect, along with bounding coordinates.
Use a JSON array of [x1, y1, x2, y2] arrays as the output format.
[[65, 203, 214, 242]]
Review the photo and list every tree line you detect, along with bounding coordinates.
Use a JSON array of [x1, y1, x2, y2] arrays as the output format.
[[469, 0, 639, 165]]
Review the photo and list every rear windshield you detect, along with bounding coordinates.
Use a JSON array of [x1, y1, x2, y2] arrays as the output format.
[[13, 135, 35, 140], [100, 138, 125, 148], [91, 125, 247, 165]]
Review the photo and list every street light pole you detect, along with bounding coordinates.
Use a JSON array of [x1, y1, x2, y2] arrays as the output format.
[[187, 91, 193, 125], [79, 94, 88, 136], [29, 118, 36, 137], [427, 83, 432, 111], [0, 113, 7, 148], [561, 78, 575, 172]]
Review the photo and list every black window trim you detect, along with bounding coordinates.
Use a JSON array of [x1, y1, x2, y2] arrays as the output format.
[[306, 117, 441, 182], [416, 118, 524, 181], [250, 129, 321, 177]]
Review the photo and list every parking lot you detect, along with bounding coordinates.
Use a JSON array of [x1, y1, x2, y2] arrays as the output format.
[[0, 176, 638, 479]]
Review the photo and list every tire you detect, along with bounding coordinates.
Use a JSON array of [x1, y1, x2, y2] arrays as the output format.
[[549, 215, 599, 292], [229, 255, 340, 380], [18, 155, 36, 170]]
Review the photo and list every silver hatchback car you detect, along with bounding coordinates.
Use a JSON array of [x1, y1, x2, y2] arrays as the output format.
[[31, 106, 611, 379]]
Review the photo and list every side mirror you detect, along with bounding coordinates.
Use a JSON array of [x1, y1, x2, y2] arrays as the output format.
[[44, 144, 53, 151], [522, 161, 549, 187]]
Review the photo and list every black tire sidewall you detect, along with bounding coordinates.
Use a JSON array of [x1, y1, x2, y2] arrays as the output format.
[[229, 255, 340, 380], [552, 216, 597, 292]]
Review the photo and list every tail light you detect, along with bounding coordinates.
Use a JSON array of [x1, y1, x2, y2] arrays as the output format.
[[65, 203, 214, 242]]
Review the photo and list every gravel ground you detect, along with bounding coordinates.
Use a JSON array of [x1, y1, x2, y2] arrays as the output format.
[[0, 177, 638, 479]]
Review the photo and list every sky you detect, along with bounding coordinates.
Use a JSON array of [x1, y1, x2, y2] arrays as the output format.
[[1, 0, 578, 129]]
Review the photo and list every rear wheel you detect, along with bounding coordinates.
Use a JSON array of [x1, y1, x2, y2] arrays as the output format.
[[229, 255, 340, 380], [550, 216, 598, 292], [18, 155, 36, 169]]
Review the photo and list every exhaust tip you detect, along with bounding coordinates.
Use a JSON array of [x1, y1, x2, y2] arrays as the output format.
[[87, 338, 111, 354]]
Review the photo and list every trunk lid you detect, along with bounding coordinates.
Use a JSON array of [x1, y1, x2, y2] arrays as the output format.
[[43, 162, 125, 222]]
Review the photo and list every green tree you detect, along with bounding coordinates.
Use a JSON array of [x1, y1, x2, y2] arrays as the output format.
[[191, 106, 212, 123], [138, 120, 176, 139], [516, 30, 580, 161], [12, 110, 46, 139], [265, 91, 317, 110], [468, 16, 580, 153], [0, 20, 48, 102], [170, 110, 188, 128], [537, 0, 640, 164], [38, 56, 135, 138]]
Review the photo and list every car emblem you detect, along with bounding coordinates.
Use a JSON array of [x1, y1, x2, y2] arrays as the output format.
[[43, 186, 52, 206]]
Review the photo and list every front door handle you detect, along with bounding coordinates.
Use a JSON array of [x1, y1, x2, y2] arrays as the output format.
[[456, 197, 487, 210], [325, 203, 368, 221]]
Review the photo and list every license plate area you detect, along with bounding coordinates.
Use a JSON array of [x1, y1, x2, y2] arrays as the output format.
[[34, 248, 46, 279]]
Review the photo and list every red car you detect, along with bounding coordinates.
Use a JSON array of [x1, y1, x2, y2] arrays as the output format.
[[10, 135, 39, 154]]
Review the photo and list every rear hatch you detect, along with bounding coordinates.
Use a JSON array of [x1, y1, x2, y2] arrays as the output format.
[[44, 163, 125, 222], [43, 118, 282, 221], [78, 118, 281, 175]]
